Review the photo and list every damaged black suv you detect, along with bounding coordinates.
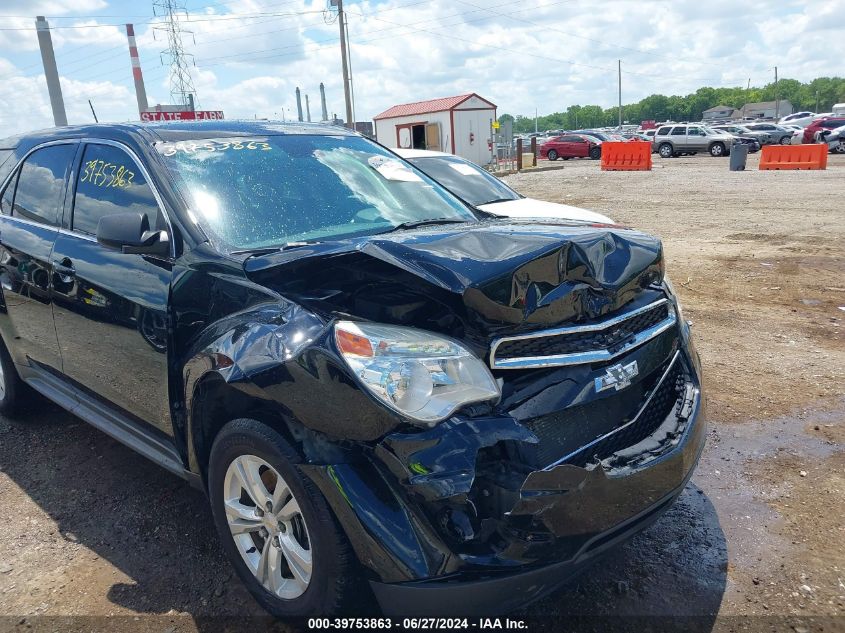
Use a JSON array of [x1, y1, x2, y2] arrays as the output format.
[[0, 122, 704, 617]]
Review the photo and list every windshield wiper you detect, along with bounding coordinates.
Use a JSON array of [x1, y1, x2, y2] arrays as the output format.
[[479, 197, 517, 205], [231, 241, 315, 256], [382, 218, 470, 233]]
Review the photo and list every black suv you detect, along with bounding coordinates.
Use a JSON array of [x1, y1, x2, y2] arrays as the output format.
[[0, 122, 705, 617]]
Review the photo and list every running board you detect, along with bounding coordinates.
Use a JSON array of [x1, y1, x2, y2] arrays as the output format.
[[19, 363, 201, 488]]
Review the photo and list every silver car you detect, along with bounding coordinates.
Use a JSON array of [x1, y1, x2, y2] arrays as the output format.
[[652, 124, 736, 158], [711, 124, 770, 145], [743, 122, 794, 145]]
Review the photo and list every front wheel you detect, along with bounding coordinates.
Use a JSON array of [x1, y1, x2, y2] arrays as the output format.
[[547, 149, 558, 161], [658, 143, 674, 158], [208, 418, 360, 617], [779, 135, 791, 145], [589, 147, 601, 160], [709, 142, 726, 157], [0, 335, 32, 416]]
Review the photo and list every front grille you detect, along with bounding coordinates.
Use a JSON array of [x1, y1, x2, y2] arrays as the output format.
[[495, 303, 668, 360], [515, 354, 687, 469], [490, 298, 676, 370], [560, 359, 685, 467]]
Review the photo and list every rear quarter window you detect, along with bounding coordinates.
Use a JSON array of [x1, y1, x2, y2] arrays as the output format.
[[656, 127, 671, 135], [12, 144, 76, 226]]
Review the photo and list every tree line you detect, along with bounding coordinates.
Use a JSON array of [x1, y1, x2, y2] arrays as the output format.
[[500, 76, 845, 132]]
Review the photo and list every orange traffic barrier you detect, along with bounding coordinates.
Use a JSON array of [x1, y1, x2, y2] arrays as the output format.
[[759, 144, 827, 170], [601, 141, 652, 171]]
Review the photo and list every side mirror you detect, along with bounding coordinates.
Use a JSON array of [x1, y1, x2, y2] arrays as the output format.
[[96, 212, 170, 257]]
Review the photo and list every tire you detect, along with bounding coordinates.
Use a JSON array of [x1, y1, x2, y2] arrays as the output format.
[[658, 143, 674, 158], [0, 334, 30, 416], [779, 135, 791, 145], [208, 418, 360, 617], [589, 147, 601, 160], [709, 142, 726, 157], [547, 149, 558, 161]]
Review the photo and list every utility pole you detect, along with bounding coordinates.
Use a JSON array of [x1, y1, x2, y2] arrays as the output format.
[[774, 66, 779, 120], [815, 90, 820, 113], [332, 0, 354, 129], [534, 107, 538, 134], [618, 59, 623, 129], [35, 16, 67, 127]]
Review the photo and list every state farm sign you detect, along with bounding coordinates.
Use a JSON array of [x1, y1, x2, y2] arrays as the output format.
[[141, 110, 224, 122]]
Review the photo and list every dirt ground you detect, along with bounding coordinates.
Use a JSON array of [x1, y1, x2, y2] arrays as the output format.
[[0, 152, 843, 632]]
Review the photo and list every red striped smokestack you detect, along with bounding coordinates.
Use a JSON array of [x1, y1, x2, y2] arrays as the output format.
[[126, 23, 149, 118]]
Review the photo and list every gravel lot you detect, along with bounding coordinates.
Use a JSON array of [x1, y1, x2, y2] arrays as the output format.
[[1, 152, 843, 632]]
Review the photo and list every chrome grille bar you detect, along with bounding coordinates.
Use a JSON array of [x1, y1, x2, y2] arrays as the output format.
[[489, 299, 677, 370]]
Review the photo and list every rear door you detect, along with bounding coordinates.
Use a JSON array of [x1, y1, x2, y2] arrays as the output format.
[[0, 142, 76, 372], [670, 126, 688, 151], [50, 140, 174, 433], [686, 126, 706, 151]]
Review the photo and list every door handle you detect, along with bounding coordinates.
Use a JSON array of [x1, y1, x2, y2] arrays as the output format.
[[53, 258, 75, 278]]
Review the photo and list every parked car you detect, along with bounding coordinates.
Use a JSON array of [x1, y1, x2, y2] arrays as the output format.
[[823, 125, 845, 153], [778, 112, 817, 127], [0, 122, 704, 618], [395, 149, 613, 223], [802, 116, 845, 144], [652, 124, 736, 157], [742, 123, 793, 145], [540, 133, 603, 160], [710, 124, 770, 146], [570, 129, 613, 142]]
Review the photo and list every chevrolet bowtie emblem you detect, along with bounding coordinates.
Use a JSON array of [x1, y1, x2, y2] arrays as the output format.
[[594, 361, 639, 393]]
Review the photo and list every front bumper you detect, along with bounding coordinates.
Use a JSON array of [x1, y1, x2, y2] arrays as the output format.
[[303, 333, 706, 614], [368, 374, 705, 615]]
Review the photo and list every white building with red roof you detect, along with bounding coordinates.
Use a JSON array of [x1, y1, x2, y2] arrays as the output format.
[[373, 93, 497, 165]]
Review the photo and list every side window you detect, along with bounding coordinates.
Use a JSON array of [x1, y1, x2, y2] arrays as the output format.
[[688, 127, 704, 136], [12, 144, 75, 226], [1, 170, 18, 216], [73, 144, 162, 236], [656, 127, 671, 136], [670, 127, 687, 136]]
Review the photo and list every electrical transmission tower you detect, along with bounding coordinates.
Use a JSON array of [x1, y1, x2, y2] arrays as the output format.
[[153, 0, 198, 109]]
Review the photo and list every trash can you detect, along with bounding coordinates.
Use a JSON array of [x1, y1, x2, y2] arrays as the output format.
[[730, 144, 749, 171]]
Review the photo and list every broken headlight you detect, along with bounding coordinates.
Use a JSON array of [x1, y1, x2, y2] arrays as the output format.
[[334, 321, 500, 426]]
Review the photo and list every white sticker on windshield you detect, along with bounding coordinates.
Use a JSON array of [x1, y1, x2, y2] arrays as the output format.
[[449, 163, 482, 176], [368, 156, 423, 182]]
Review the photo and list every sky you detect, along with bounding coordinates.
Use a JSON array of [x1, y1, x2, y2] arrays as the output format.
[[0, 0, 843, 137]]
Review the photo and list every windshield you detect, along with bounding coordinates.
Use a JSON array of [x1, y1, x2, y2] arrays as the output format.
[[405, 156, 519, 206], [156, 135, 476, 251]]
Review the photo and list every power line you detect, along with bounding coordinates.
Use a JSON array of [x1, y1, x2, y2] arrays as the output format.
[[0, 9, 325, 30]]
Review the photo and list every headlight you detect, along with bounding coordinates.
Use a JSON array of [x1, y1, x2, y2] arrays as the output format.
[[334, 321, 500, 426], [663, 274, 686, 324]]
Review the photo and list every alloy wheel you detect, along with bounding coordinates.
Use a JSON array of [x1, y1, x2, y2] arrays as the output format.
[[223, 455, 312, 599]]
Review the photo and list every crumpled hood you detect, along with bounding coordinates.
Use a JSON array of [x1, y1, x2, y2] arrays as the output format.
[[244, 220, 664, 333]]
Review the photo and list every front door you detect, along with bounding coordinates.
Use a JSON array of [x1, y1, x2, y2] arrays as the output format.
[[50, 141, 174, 433], [0, 143, 76, 372]]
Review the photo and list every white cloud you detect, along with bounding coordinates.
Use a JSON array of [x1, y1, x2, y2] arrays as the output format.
[[0, 0, 843, 138]]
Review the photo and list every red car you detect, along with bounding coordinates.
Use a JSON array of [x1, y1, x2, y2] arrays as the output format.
[[803, 116, 845, 143], [540, 134, 602, 160]]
